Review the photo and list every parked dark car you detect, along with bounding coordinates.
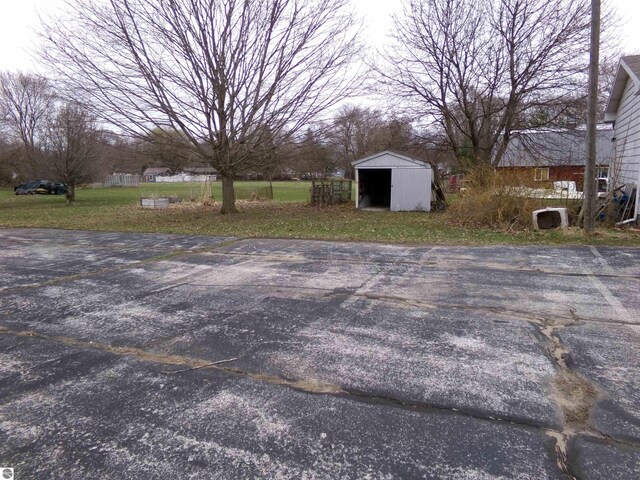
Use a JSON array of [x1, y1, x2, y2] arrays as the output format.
[[14, 180, 67, 195]]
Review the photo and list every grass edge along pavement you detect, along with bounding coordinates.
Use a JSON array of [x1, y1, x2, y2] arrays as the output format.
[[1, 182, 639, 246]]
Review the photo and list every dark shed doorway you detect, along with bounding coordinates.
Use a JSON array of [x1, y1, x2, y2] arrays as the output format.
[[358, 169, 391, 208]]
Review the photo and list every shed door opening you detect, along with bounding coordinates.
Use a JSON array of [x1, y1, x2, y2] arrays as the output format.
[[358, 169, 391, 208]]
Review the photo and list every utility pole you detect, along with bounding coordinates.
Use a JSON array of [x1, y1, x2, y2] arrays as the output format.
[[583, 0, 600, 232]]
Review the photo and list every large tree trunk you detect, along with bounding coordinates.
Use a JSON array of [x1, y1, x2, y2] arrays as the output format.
[[66, 182, 75, 205], [220, 174, 237, 214]]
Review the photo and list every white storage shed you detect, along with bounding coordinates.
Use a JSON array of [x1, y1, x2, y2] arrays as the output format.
[[352, 151, 432, 212]]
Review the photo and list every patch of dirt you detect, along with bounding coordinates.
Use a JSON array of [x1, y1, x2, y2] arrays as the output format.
[[552, 370, 598, 428], [221, 368, 343, 395]]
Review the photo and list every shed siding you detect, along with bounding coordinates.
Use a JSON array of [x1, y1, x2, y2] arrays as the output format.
[[391, 168, 432, 211], [613, 77, 640, 217]]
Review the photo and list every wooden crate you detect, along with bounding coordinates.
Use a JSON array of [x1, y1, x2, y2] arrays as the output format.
[[310, 180, 352, 205]]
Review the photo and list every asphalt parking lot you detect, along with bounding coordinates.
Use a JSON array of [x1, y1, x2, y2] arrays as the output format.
[[0, 227, 639, 479]]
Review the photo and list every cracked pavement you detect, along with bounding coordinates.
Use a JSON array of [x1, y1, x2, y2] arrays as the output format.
[[0, 228, 639, 479]]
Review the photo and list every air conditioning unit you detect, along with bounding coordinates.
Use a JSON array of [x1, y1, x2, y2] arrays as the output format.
[[532, 207, 569, 230]]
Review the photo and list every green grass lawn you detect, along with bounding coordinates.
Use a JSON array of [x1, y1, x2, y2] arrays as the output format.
[[1, 181, 639, 246]]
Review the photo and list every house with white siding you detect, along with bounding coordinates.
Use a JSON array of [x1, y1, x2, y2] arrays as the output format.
[[604, 55, 640, 220], [142, 167, 172, 182]]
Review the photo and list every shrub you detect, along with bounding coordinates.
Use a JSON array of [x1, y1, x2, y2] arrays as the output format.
[[450, 165, 547, 230]]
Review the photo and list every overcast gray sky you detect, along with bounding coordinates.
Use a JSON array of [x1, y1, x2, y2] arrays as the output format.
[[0, 0, 638, 73]]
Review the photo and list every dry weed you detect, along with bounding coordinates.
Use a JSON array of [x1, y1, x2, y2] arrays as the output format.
[[451, 166, 547, 230]]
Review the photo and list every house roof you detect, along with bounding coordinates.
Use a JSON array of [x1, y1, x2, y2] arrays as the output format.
[[351, 150, 431, 168], [143, 167, 172, 175], [182, 166, 217, 174], [498, 127, 614, 167], [604, 55, 640, 121]]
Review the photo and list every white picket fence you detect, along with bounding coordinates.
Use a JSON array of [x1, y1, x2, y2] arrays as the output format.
[[155, 173, 217, 183], [102, 174, 141, 187]]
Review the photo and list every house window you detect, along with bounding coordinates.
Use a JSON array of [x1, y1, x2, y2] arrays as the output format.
[[596, 166, 608, 179], [534, 168, 549, 181]]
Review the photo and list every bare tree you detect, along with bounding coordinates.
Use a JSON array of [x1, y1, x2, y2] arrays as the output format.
[[44, 103, 102, 204], [41, 0, 361, 213], [140, 128, 200, 172], [0, 72, 53, 179], [0, 137, 14, 185], [294, 127, 335, 179], [378, 0, 593, 168], [328, 106, 384, 177], [100, 133, 149, 175], [325, 105, 421, 177]]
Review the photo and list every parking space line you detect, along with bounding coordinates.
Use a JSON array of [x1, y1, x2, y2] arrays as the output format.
[[587, 246, 635, 324]]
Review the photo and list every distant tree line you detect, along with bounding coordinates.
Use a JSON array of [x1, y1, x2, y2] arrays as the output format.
[[0, 72, 104, 203], [0, 81, 450, 188]]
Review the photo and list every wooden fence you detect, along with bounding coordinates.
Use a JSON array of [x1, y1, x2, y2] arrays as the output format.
[[310, 180, 352, 205]]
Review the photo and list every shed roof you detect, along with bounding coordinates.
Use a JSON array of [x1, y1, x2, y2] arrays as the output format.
[[604, 55, 640, 121], [143, 167, 172, 175], [498, 127, 614, 167], [352, 150, 431, 168]]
